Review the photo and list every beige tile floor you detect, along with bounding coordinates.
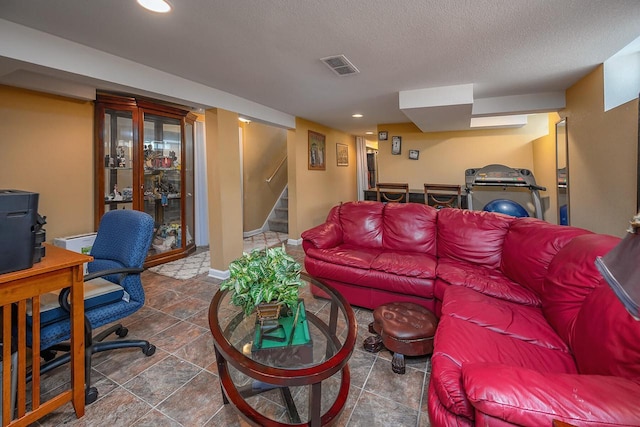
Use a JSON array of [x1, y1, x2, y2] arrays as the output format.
[[33, 244, 432, 426]]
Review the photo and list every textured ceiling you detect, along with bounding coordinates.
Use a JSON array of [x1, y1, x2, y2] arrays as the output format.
[[1, 0, 639, 134]]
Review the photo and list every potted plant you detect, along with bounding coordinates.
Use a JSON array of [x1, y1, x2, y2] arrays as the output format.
[[220, 245, 303, 317]]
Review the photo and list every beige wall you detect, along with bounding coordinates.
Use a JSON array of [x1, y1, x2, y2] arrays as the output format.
[[375, 115, 550, 190], [532, 112, 561, 224], [288, 118, 358, 238], [242, 121, 287, 232], [565, 65, 638, 236], [0, 85, 94, 241]]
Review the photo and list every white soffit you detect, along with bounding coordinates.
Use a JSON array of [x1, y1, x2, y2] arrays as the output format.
[[472, 92, 565, 116], [604, 35, 640, 112], [470, 115, 528, 129], [399, 85, 564, 132], [399, 84, 474, 132], [0, 69, 96, 100]]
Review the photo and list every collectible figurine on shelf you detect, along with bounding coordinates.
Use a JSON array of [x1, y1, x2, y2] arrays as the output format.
[[116, 145, 127, 168], [113, 185, 123, 201]]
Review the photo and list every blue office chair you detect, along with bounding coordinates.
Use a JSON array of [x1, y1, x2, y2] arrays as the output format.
[[26, 209, 156, 404]]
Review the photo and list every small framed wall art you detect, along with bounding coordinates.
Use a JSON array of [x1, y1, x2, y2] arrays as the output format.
[[408, 149, 419, 160], [308, 130, 326, 170], [391, 136, 402, 155], [336, 143, 348, 166], [378, 131, 388, 141]]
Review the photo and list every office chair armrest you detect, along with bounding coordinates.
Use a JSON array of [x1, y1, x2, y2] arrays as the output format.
[[57, 267, 144, 312], [83, 267, 144, 282]]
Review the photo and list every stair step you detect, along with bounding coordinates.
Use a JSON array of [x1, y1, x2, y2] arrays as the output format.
[[274, 207, 288, 219], [268, 218, 289, 233]]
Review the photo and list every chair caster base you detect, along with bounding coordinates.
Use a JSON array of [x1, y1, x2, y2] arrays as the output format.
[[86, 386, 99, 404], [143, 344, 156, 356]]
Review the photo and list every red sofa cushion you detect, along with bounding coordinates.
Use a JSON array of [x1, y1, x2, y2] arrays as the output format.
[[441, 286, 569, 352], [371, 250, 437, 279], [381, 202, 437, 255], [431, 315, 577, 419], [500, 218, 590, 295], [304, 245, 381, 270], [436, 258, 541, 306], [437, 209, 513, 269], [304, 256, 435, 298], [463, 363, 640, 426], [542, 233, 620, 343], [571, 284, 640, 382], [339, 201, 384, 249]]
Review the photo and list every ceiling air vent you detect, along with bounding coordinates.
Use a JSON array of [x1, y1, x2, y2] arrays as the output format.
[[321, 55, 360, 76]]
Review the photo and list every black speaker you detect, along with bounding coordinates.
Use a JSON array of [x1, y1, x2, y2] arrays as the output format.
[[0, 190, 39, 274]]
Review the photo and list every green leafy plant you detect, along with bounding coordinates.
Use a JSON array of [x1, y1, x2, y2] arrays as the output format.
[[220, 245, 303, 316]]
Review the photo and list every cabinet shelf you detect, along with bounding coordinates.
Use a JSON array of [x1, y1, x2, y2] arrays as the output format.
[[144, 168, 180, 173], [104, 199, 133, 204]]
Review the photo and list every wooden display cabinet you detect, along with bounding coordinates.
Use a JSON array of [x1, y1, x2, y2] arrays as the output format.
[[94, 93, 196, 267]]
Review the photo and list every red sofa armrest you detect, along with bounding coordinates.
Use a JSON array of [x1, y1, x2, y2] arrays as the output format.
[[462, 362, 640, 426], [301, 222, 343, 249]]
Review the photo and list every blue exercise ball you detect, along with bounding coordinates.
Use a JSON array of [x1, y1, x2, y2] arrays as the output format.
[[483, 199, 529, 218]]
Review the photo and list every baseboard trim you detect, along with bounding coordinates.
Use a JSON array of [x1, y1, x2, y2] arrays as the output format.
[[243, 228, 266, 238], [208, 268, 230, 280]]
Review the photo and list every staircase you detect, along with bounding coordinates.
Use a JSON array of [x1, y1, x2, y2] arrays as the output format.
[[268, 187, 288, 233]]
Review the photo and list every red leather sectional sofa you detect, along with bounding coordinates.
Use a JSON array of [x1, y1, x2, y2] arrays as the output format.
[[301, 201, 640, 426]]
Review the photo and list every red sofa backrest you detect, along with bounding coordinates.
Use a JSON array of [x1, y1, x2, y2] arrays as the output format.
[[338, 201, 384, 249], [571, 284, 640, 382], [542, 233, 620, 344], [501, 218, 590, 296], [336, 201, 438, 252], [436, 208, 513, 269], [382, 203, 438, 255]]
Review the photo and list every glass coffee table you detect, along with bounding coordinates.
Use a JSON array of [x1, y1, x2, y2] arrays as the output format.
[[209, 272, 357, 426]]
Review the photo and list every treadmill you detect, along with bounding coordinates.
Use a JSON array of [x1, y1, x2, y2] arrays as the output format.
[[465, 164, 546, 219]]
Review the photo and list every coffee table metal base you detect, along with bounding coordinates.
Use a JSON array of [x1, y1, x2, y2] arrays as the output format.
[[215, 346, 351, 426]]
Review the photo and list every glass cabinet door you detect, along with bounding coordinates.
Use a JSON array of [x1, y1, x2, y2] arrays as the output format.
[[143, 113, 184, 256], [183, 118, 195, 249], [103, 109, 135, 212]]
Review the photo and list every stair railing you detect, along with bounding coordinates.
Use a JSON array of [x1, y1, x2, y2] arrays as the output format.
[[265, 156, 287, 183]]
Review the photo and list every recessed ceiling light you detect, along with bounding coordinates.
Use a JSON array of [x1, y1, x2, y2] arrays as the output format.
[[365, 131, 374, 135], [352, 113, 363, 118], [137, 0, 172, 13]]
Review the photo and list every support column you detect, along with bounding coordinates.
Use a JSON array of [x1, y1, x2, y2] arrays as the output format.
[[205, 108, 243, 276]]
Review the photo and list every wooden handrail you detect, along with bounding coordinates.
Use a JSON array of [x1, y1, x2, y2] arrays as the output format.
[[265, 156, 287, 183]]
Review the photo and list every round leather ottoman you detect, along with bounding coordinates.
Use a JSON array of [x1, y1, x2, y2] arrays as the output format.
[[364, 302, 438, 374]]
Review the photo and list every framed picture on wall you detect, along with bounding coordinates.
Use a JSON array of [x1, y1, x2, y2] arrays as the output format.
[[378, 131, 388, 141], [308, 130, 326, 170], [336, 143, 348, 166], [408, 149, 419, 160], [391, 136, 402, 155]]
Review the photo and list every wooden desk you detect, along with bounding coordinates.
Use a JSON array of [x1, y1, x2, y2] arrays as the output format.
[[0, 244, 91, 426]]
